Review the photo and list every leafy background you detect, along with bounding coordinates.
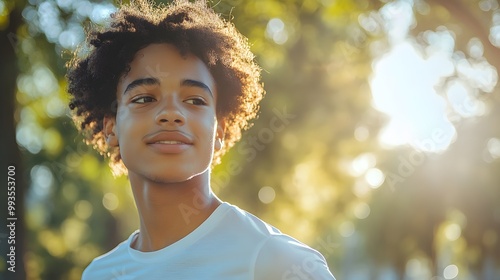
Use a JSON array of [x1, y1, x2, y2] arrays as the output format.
[[1, 0, 500, 279]]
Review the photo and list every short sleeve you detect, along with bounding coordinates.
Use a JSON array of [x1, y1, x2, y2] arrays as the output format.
[[253, 235, 335, 280]]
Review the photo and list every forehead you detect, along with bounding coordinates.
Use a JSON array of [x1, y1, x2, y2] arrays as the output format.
[[117, 43, 215, 94]]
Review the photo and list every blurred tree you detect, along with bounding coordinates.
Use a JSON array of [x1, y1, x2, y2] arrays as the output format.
[[363, 0, 500, 278], [1, 0, 27, 279], [4, 1, 129, 279]]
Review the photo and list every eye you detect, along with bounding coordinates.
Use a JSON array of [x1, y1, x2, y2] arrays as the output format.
[[185, 98, 207, 106], [131, 96, 156, 104]]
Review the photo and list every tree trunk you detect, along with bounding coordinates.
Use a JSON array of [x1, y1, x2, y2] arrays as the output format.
[[0, 1, 27, 279]]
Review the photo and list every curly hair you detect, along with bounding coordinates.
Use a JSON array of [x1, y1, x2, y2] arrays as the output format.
[[66, 0, 264, 176]]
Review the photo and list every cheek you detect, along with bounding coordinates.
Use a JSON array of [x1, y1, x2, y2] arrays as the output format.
[[204, 117, 218, 139], [114, 109, 125, 136], [114, 108, 137, 141]]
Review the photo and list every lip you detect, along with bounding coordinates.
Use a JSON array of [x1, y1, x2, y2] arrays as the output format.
[[143, 131, 193, 154]]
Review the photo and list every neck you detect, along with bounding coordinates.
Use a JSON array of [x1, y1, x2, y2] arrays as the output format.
[[129, 170, 221, 252]]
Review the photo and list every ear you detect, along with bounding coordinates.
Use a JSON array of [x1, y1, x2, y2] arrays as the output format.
[[215, 119, 225, 151], [103, 116, 119, 147]]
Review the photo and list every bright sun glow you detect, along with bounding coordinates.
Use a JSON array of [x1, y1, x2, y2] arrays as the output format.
[[368, 0, 497, 153], [370, 41, 456, 152]]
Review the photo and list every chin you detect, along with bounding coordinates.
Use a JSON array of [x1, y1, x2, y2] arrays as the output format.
[[141, 166, 210, 184]]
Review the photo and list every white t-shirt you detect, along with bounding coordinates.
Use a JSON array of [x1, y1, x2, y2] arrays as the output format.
[[82, 202, 335, 280]]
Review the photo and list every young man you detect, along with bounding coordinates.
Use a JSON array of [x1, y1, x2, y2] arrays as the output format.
[[67, 0, 335, 279]]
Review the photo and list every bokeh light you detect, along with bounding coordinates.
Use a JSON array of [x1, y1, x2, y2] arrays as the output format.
[[443, 264, 459, 279], [258, 186, 276, 204], [102, 193, 119, 211], [266, 18, 288, 45]]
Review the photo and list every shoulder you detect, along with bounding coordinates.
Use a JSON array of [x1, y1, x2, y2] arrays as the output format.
[[252, 230, 335, 280], [81, 233, 134, 280], [222, 203, 282, 237], [222, 203, 335, 279]]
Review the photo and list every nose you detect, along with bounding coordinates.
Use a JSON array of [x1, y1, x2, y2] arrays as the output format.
[[155, 99, 185, 126]]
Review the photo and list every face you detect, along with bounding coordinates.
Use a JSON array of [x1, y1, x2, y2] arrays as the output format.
[[105, 43, 223, 183]]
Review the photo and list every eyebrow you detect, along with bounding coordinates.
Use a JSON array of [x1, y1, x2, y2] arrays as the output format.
[[123, 77, 160, 95], [123, 77, 213, 97], [181, 79, 213, 97]]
